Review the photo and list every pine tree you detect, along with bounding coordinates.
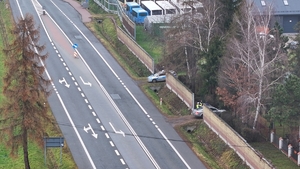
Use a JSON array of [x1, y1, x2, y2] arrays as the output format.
[[0, 13, 51, 169]]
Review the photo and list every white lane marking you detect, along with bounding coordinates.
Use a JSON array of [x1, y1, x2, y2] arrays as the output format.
[[100, 126, 105, 131], [115, 150, 120, 156], [80, 76, 92, 87], [83, 123, 98, 139], [109, 122, 125, 137], [96, 118, 100, 123], [105, 133, 109, 138], [109, 141, 114, 147], [46, 1, 162, 168], [23, 1, 97, 168], [120, 159, 125, 165], [92, 111, 96, 116]]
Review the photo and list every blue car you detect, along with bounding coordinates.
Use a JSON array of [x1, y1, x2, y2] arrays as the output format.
[[147, 70, 166, 83]]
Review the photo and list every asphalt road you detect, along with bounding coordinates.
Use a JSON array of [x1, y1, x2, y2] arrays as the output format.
[[8, 0, 207, 169]]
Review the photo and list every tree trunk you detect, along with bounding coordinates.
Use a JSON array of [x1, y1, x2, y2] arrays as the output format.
[[253, 77, 263, 129], [23, 129, 30, 169]]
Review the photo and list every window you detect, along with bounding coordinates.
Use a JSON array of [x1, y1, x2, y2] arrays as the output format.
[[166, 9, 176, 14], [152, 10, 162, 15], [132, 11, 138, 17], [139, 12, 147, 17]]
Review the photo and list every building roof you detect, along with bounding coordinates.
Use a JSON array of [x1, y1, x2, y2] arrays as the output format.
[[252, 0, 300, 15]]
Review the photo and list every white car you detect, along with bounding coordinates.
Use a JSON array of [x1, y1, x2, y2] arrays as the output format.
[[192, 104, 226, 118], [147, 70, 177, 83]]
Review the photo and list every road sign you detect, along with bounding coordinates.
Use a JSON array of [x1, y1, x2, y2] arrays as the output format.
[[44, 137, 64, 147], [72, 43, 78, 49], [44, 137, 64, 165]]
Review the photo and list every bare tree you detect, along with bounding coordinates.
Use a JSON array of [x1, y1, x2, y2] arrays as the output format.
[[164, 0, 223, 92], [0, 13, 51, 169], [217, 1, 288, 129]]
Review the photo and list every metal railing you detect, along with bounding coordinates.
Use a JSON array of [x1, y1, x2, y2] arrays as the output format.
[[92, 0, 118, 14]]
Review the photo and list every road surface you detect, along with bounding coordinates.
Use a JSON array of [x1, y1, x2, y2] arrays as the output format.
[[8, 0, 207, 168]]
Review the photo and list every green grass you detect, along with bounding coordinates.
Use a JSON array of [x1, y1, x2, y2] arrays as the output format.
[[136, 25, 163, 63], [250, 142, 299, 169], [179, 121, 249, 169], [0, 1, 77, 168], [142, 84, 173, 115], [83, 4, 300, 169]]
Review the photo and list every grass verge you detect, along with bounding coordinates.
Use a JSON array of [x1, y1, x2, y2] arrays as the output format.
[[0, 1, 77, 168], [83, 1, 300, 168], [85, 7, 249, 168], [250, 142, 299, 169]]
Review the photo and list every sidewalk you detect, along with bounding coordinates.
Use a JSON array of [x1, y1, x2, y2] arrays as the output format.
[[63, 0, 92, 23]]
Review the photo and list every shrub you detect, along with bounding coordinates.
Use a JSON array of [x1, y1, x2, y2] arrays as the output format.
[[241, 128, 261, 142]]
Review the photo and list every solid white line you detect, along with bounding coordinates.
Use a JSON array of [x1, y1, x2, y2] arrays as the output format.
[[29, 1, 96, 168], [47, 2, 160, 168]]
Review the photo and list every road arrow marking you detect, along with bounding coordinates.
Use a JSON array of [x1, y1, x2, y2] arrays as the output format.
[[58, 77, 70, 88], [109, 122, 125, 137], [80, 76, 92, 87], [83, 123, 98, 139]]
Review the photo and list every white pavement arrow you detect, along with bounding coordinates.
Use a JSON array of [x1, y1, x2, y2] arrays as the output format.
[[83, 123, 98, 139], [109, 122, 125, 137], [58, 77, 70, 88], [80, 76, 92, 87]]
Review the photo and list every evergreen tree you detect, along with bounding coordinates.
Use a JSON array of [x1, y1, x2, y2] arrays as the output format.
[[0, 13, 51, 169], [267, 74, 300, 127], [198, 38, 223, 101]]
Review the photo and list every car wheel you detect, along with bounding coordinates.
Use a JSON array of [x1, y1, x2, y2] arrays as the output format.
[[152, 79, 157, 83]]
